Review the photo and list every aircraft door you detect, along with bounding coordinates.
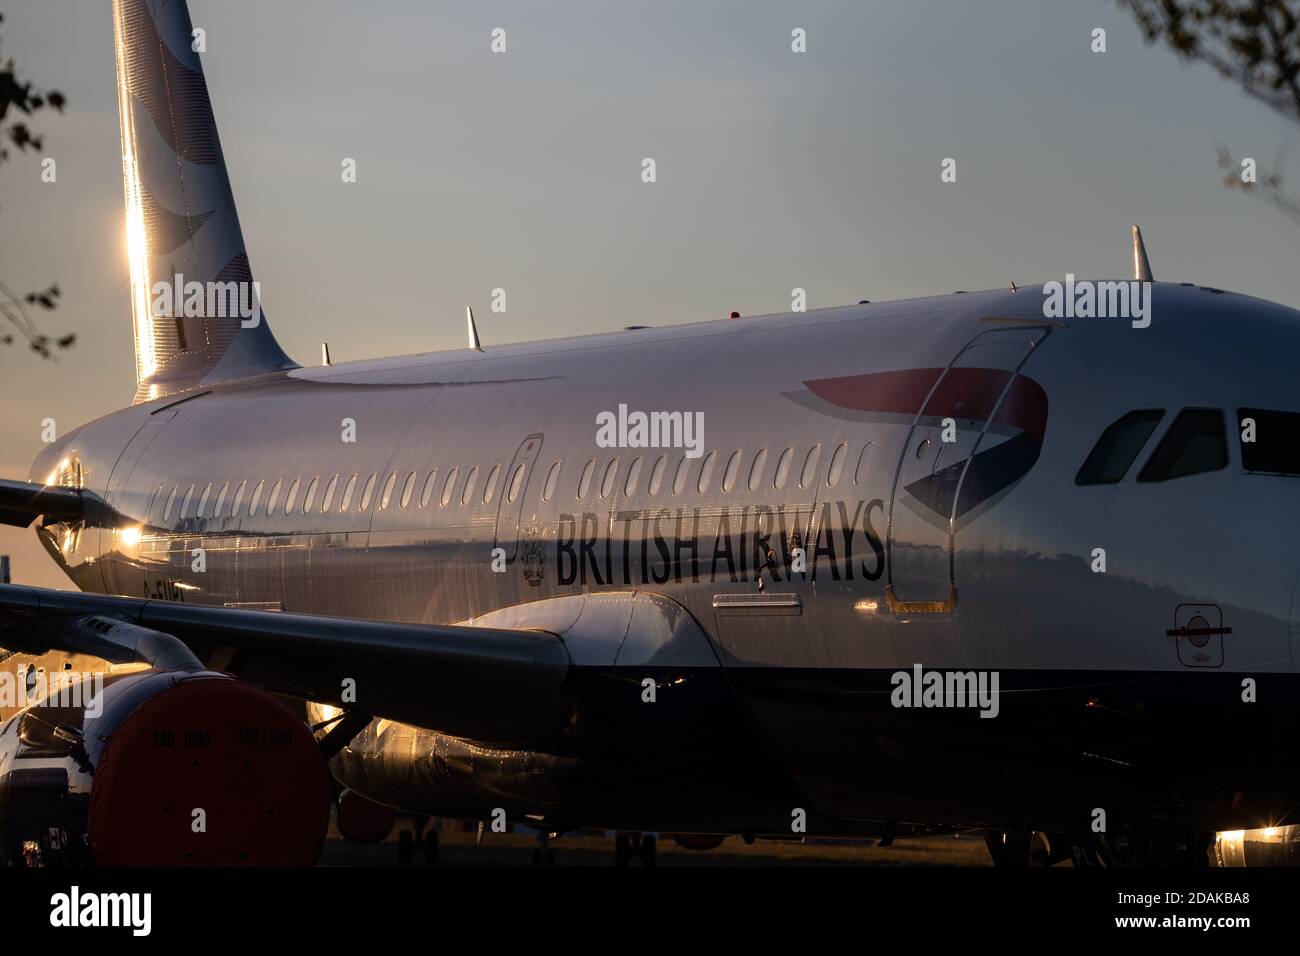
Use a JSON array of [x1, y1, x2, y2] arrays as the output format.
[[886, 327, 1046, 611], [493, 433, 544, 564]]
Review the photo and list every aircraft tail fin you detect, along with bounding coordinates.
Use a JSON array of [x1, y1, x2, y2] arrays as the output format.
[[113, 0, 296, 404]]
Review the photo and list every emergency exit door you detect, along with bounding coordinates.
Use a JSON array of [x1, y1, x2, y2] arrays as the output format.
[[493, 433, 543, 563]]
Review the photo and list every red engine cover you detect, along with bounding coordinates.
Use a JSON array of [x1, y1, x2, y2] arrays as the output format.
[[88, 676, 331, 866]]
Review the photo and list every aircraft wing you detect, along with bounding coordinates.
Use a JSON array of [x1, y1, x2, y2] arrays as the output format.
[[0, 478, 84, 528], [0, 583, 571, 745]]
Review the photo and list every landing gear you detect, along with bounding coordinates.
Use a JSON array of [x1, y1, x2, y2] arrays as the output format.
[[1068, 833, 1103, 867], [1085, 827, 1214, 866], [397, 816, 439, 865], [983, 829, 1057, 866], [1087, 828, 1213, 866], [614, 832, 657, 867], [985, 826, 1215, 867]]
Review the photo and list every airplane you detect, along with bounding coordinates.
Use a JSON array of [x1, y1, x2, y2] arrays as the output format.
[[3, 0, 1300, 868]]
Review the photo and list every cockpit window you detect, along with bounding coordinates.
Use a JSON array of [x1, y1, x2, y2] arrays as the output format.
[[1238, 408, 1300, 476], [1137, 409, 1227, 482], [1075, 410, 1164, 485]]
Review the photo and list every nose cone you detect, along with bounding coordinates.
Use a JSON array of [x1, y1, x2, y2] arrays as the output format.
[[30, 441, 77, 488]]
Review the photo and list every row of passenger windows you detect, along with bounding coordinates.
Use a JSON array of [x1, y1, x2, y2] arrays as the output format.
[[574, 441, 872, 500], [1075, 407, 1300, 485], [154, 462, 525, 524], [151, 441, 878, 525]]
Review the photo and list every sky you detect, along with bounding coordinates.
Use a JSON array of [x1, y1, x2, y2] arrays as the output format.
[[2, 0, 1298, 588]]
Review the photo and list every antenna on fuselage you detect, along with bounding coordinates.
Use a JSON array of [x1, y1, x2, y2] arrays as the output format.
[[466, 306, 483, 350], [321, 342, 332, 366], [1132, 225, 1154, 281]]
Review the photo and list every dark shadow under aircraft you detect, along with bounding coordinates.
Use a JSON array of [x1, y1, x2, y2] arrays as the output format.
[[3, 0, 1300, 868]]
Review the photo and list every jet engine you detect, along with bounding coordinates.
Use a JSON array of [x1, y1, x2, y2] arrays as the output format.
[[0, 667, 331, 866]]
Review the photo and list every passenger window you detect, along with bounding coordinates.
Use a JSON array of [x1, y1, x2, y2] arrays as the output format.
[[1076, 410, 1164, 485], [1138, 409, 1227, 482], [379, 472, 398, 510], [827, 442, 848, 487], [419, 469, 437, 508], [163, 485, 179, 522], [624, 457, 642, 497], [672, 455, 690, 495], [230, 481, 247, 517], [303, 477, 319, 513], [179, 483, 195, 519], [648, 455, 667, 495], [196, 482, 213, 518], [284, 478, 300, 514], [799, 445, 822, 489], [748, 449, 767, 491], [212, 482, 229, 518], [577, 459, 595, 498], [441, 467, 458, 507], [359, 473, 377, 511], [248, 480, 264, 516], [697, 451, 717, 494], [599, 458, 619, 498], [483, 465, 501, 505], [461, 467, 479, 506], [339, 474, 357, 512], [265, 479, 282, 516], [1238, 408, 1300, 476], [854, 442, 875, 485], [773, 447, 793, 490], [507, 463, 526, 502], [721, 450, 741, 493], [400, 471, 417, 509], [542, 460, 561, 501], [321, 475, 338, 512]]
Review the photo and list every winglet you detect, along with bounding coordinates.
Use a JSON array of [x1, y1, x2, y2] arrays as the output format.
[[321, 342, 332, 366], [1132, 225, 1153, 281], [466, 306, 482, 350]]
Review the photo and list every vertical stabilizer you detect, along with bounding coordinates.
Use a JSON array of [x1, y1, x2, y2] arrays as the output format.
[[113, 0, 296, 403]]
